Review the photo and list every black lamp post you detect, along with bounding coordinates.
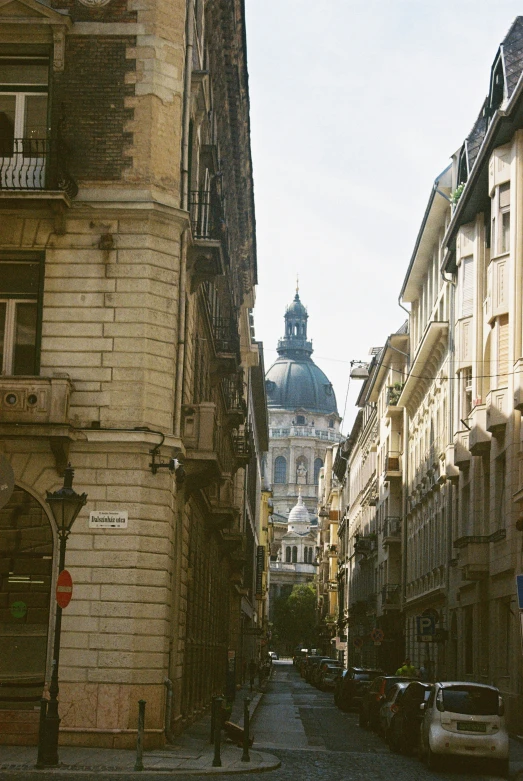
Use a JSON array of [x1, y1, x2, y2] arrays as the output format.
[[37, 465, 87, 768]]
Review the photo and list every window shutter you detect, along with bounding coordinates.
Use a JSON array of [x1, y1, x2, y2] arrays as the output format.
[[498, 314, 509, 385], [461, 256, 474, 317]]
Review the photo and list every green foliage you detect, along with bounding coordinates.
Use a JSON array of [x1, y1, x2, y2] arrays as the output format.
[[450, 182, 466, 208], [272, 584, 318, 651]]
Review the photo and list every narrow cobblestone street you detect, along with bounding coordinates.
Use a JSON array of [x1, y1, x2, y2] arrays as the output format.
[[3, 660, 523, 781]]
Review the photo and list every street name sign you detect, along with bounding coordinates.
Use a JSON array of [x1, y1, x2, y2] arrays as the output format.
[[89, 510, 128, 529]]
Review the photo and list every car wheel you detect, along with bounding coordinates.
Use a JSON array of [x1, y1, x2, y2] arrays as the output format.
[[426, 744, 442, 771], [494, 758, 509, 779], [358, 709, 368, 729]]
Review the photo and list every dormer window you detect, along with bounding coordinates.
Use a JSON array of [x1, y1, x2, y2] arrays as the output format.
[[296, 415, 305, 425], [489, 54, 505, 116]]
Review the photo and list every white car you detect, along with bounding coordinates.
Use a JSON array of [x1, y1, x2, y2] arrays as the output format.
[[268, 651, 278, 660], [419, 681, 509, 777]]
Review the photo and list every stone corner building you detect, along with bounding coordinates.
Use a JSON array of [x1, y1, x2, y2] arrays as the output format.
[[0, 0, 267, 748]]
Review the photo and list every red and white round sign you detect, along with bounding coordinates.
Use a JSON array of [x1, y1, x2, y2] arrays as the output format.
[[56, 570, 73, 609]]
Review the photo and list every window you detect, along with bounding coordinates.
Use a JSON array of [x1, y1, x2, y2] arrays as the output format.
[[285, 546, 291, 563], [328, 418, 334, 428], [274, 456, 287, 484], [499, 183, 510, 253], [497, 314, 509, 385], [0, 58, 49, 189], [460, 256, 474, 317], [292, 546, 297, 563], [0, 256, 42, 375], [459, 367, 472, 421], [314, 458, 323, 485], [296, 415, 305, 425]]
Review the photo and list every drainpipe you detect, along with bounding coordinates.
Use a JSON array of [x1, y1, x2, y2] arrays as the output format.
[[173, 0, 194, 439]]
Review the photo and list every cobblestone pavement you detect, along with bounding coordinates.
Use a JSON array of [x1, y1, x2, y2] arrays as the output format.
[[2, 661, 523, 780]]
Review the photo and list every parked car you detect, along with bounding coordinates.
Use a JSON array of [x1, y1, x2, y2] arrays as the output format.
[[308, 657, 332, 685], [359, 675, 413, 731], [419, 682, 509, 776], [300, 654, 324, 679], [379, 681, 410, 738], [312, 659, 336, 687], [387, 681, 432, 753], [319, 664, 343, 690], [268, 651, 279, 660], [335, 667, 382, 711]]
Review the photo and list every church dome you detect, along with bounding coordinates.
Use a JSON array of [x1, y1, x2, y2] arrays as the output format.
[[265, 289, 338, 415], [266, 357, 337, 414], [288, 494, 310, 527]]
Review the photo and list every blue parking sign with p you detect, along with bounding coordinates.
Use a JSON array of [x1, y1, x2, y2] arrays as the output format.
[[416, 615, 435, 637]]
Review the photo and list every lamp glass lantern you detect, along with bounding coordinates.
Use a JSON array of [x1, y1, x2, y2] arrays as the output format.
[[45, 464, 87, 537]]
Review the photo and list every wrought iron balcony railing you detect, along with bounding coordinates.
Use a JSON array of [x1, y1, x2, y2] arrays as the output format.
[[0, 136, 77, 196], [213, 316, 240, 357], [189, 188, 226, 242]]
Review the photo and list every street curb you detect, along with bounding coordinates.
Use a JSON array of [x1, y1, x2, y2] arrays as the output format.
[[0, 688, 275, 778]]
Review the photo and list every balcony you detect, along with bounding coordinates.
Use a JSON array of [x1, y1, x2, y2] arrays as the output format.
[[187, 188, 227, 291], [221, 377, 246, 428], [381, 583, 400, 609], [384, 451, 401, 479], [181, 402, 221, 488], [0, 137, 77, 206], [454, 536, 489, 580], [354, 534, 377, 556], [453, 430, 470, 468], [486, 387, 508, 433], [328, 543, 338, 557], [468, 404, 491, 455], [326, 580, 338, 591], [382, 516, 401, 545], [268, 425, 342, 442], [0, 376, 74, 474], [211, 317, 240, 376], [385, 385, 404, 416], [232, 427, 252, 467], [0, 376, 72, 424]]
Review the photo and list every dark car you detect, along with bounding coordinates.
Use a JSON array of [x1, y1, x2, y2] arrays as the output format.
[[388, 681, 432, 754], [301, 654, 324, 680], [359, 675, 413, 731], [313, 659, 338, 688], [335, 667, 382, 710], [307, 657, 332, 685]]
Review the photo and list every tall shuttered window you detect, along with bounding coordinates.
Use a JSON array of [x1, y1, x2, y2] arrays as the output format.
[[497, 314, 509, 385], [0, 255, 43, 375], [461, 256, 474, 317]]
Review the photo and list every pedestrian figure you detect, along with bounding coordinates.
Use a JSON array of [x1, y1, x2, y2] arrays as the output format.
[[248, 659, 257, 691], [395, 657, 417, 677]]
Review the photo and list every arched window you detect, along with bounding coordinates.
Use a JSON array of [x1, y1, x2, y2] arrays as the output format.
[[274, 456, 287, 484], [303, 546, 308, 563], [314, 458, 323, 484], [285, 546, 291, 563], [309, 548, 314, 563], [292, 546, 297, 563]]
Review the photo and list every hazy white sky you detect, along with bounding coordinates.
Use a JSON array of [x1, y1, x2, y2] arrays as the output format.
[[245, 0, 522, 432]]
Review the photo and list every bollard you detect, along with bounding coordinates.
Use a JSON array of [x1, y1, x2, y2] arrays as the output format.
[[212, 696, 223, 767], [241, 696, 251, 762], [134, 699, 146, 772], [35, 698, 48, 768], [210, 695, 218, 744]]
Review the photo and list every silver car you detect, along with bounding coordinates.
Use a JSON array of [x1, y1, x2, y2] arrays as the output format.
[[419, 681, 509, 777]]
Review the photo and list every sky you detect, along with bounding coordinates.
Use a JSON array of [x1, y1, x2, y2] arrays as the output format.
[[245, 0, 523, 433]]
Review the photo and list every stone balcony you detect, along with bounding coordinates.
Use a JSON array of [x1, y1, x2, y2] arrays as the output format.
[[486, 387, 509, 433], [468, 404, 491, 455], [454, 535, 489, 580]]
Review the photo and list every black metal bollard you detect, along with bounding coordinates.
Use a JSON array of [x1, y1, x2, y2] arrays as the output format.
[[241, 697, 251, 762], [212, 696, 223, 767], [210, 695, 218, 744], [35, 698, 48, 769], [134, 699, 146, 772]]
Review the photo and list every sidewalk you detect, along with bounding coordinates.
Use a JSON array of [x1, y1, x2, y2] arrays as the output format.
[[0, 680, 279, 778]]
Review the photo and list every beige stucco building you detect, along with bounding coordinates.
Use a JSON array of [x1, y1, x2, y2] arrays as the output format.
[[333, 15, 523, 731], [0, 0, 267, 748]]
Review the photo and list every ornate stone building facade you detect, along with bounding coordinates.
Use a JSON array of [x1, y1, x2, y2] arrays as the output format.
[[0, 0, 266, 748], [265, 291, 341, 607]]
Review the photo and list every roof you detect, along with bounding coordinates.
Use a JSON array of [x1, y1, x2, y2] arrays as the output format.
[[265, 356, 338, 414]]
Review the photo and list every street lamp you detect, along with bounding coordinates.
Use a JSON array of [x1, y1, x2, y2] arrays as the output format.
[[37, 464, 87, 768]]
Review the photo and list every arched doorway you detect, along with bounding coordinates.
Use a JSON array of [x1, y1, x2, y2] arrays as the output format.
[[0, 487, 53, 741]]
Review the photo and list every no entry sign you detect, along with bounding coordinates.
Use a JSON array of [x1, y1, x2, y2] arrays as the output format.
[[56, 570, 73, 609]]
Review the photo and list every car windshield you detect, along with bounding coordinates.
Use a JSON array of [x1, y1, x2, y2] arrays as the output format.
[[442, 686, 499, 716], [384, 677, 410, 692]]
